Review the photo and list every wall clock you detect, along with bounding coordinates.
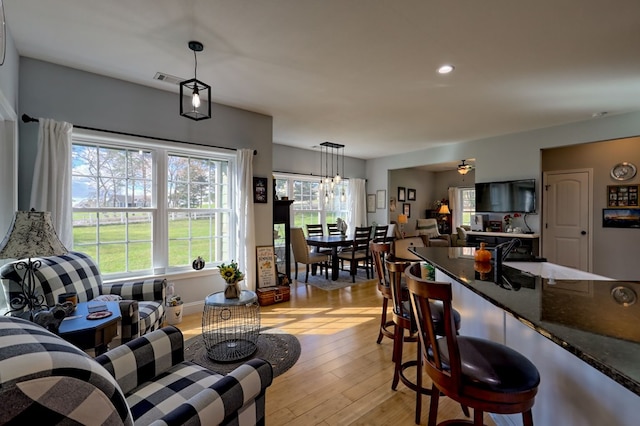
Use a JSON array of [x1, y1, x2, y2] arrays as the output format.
[[610, 162, 637, 181], [0, 0, 5, 66]]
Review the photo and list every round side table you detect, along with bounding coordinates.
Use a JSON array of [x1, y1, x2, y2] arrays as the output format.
[[202, 290, 260, 361]]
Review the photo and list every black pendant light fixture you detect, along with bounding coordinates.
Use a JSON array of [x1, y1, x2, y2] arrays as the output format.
[[180, 41, 211, 121]]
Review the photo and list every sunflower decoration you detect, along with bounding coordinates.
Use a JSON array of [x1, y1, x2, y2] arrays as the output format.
[[218, 261, 245, 284]]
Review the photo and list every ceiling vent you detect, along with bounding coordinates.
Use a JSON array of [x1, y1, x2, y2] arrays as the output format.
[[153, 72, 184, 85]]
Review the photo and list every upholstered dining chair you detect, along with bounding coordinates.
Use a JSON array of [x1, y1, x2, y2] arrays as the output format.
[[337, 226, 372, 282], [291, 227, 330, 282], [370, 241, 394, 345], [405, 263, 540, 426]]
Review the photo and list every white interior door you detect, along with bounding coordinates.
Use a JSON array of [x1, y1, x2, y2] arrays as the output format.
[[542, 170, 592, 271]]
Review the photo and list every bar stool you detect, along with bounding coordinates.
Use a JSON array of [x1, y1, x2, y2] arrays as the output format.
[[386, 258, 463, 424], [370, 241, 393, 344], [405, 263, 540, 426]]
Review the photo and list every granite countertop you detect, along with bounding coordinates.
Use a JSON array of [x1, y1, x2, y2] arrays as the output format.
[[410, 246, 640, 397]]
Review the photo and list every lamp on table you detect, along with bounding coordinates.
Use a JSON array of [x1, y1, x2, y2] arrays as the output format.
[[0, 210, 68, 319], [437, 204, 451, 234], [397, 214, 408, 238]]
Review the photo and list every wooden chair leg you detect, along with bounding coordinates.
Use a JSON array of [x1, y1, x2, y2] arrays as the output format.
[[391, 324, 403, 390], [305, 264, 310, 283], [415, 343, 422, 425], [295, 262, 298, 279], [377, 297, 388, 344], [427, 384, 439, 426], [474, 409, 484, 426], [522, 409, 534, 426], [324, 261, 328, 279]]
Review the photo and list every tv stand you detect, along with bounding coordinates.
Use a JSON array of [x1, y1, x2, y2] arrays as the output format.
[[466, 231, 540, 258]]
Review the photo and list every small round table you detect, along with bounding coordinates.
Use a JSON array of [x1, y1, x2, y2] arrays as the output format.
[[202, 290, 260, 361]]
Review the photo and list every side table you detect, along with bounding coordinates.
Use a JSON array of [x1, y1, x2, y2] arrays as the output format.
[[58, 301, 121, 356], [202, 290, 260, 361]]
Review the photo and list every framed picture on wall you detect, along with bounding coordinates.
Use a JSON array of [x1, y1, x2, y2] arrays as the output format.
[[398, 187, 406, 202], [376, 190, 386, 209], [603, 208, 640, 228], [253, 177, 268, 203], [367, 194, 376, 213], [408, 188, 416, 201], [403, 203, 411, 218]]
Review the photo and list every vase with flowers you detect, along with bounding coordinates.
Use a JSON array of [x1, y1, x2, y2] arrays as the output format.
[[503, 213, 521, 232], [219, 261, 245, 299]]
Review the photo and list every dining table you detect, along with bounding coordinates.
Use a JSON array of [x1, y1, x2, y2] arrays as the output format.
[[306, 235, 353, 280]]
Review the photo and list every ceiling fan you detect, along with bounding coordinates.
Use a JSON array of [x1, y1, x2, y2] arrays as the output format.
[[457, 160, 474, 175]]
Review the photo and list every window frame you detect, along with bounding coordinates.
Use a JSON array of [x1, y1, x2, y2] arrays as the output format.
[[71, 130, 237, 279]]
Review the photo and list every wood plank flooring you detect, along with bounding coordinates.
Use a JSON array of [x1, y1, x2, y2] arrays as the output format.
[[175, 277, 496, 426]]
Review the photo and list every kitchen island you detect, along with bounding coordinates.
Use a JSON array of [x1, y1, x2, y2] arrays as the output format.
[[410, 246, 639, 426]]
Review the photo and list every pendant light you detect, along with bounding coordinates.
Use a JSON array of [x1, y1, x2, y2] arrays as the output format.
[[180, 41, 212, 121], [319, 141, 346, 204], [457, 159, 473, 175]]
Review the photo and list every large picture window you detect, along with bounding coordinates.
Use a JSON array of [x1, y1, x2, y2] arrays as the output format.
[[72, 133, 234, 277]]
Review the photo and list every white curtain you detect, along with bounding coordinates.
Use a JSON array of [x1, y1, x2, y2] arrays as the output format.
[[30, 118, 73, 248], [348, 178, 367, 232], [448, 186, 458, 229], [236, 149, 256, 290]]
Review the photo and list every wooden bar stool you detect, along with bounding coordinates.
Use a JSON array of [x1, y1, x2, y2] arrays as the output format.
[[370, 241, 394, 344], [405, 263, 540, 426]]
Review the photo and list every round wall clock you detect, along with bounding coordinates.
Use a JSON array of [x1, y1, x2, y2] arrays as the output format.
[[610, 162, 637, 181]]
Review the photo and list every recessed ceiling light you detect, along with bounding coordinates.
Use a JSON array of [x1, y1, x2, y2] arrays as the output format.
[[438, 64, 455, 74]]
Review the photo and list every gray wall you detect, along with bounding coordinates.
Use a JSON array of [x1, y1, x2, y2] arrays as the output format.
[[542, 136, 640, 279], [366, 111, 640, 278], [18, 58, 274, 247]]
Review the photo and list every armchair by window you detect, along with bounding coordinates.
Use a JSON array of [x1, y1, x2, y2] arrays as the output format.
[[415, 218, 451, 247]]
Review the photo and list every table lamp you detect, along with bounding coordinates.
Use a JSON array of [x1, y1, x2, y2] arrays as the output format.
[[437, 204, 451, 233], [0, 210, 68, 319], [397, 214, 408, 237]]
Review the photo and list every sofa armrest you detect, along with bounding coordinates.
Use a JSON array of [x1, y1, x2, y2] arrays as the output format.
[[149, 358, 273, 426], [426, 234, 451, 246], [96, 326, 184, 395], [117, 299, 140, 343], [103, 278, 167, 303]]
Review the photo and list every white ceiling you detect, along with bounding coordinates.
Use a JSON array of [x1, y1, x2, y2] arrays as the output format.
[[5, 0, 640, 160]]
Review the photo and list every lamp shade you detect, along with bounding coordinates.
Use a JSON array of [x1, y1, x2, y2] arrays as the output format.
[[438, 204, 451, 215], [397, 214, 408, 224], [0, 211, 68, 260]]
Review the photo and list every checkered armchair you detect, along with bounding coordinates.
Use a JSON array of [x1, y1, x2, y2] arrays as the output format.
[[0, 317, 273, 425], [0, 251, 166, 344]]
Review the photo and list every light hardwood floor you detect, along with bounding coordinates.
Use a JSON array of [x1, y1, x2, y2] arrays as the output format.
[[175, 277, 496, 426]]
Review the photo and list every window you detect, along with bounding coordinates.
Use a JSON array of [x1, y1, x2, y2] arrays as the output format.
[[275, 174, 348, 229], [458, 187, 476, 227], [72, 133, 234, 277]]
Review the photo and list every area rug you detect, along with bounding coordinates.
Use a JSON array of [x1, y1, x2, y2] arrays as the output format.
[[304, 268, 376, 291], [184, 328, 301, 377]]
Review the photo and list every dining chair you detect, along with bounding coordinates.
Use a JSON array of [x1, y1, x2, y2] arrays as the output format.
[[291, 227, 330, 282], [370, 241, 394, 344], [337, 226, 372, 282], [372, 224, 390, 243], [306, 223, 330, 273], [405, 263, 540, 426], [327, 223, 341, 235]]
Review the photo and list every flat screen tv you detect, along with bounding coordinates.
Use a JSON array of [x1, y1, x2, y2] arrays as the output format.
[[475, 179, 536, 213]]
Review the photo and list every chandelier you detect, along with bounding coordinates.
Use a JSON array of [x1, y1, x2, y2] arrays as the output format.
[[457, 159, 473, 175], [319, 141, 346, 203], [180, 41, 212, 121]]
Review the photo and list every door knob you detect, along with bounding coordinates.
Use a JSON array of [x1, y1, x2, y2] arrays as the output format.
[[581, 231, 587, 235]]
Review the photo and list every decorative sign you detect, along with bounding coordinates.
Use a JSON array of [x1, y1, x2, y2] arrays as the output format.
[[607, 185, 639, 208], [256, 245, 277, 288]]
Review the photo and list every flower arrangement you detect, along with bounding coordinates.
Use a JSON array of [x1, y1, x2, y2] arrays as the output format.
[[503, 213, 521, 227], [218, 261, 245, 284]]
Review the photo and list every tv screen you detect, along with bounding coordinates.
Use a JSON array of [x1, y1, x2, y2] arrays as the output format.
[[475, 179, 536, 213]]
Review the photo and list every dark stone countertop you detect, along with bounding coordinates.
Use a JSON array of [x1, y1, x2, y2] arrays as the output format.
[[410, 246, 640, 397]]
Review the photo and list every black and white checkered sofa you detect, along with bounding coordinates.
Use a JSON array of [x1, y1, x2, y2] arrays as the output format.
[[0, 316, 273, 425], [0, 251, 166, 344]]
